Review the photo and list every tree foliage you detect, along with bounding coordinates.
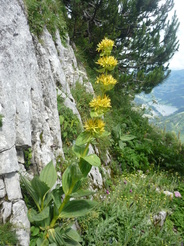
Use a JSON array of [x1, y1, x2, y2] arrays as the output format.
[[62, 0, 179, 93]]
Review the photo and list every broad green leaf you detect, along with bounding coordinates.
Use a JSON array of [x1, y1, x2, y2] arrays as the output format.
[[43, 193, 53, 208], [75, 132, 92, 146], [20, 175, 40, 210], [53, 203, 59, 218], [120, 135, 136, 141], [31, 177, 50, 202], [65, 228, 82, 242], [51, 186, 64, 209], [70, 190, 95, 198], [36, 238, 49, 246], [63, 238, 81, 246], [119, 140, 126, 150], [82, 154, 101, 167], [28, 207, 50, 223], [60, 200, 98, 218], [31, 226, 40, 236], [79, 158, 92, 177], [62, 164, 83, 195], [72, 180, 82, 194], [40, 161, 57, 189], [30, 238, 37, 246], [48, 228, 65, 245], [72, 145, 88, 158]]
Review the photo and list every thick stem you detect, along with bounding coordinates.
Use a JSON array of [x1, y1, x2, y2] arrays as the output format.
[[50, 194, 70, 228], [82, 142, 90, 157]]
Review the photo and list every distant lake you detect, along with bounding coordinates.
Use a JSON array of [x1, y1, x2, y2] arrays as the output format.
[[150, 103, 178, 116]]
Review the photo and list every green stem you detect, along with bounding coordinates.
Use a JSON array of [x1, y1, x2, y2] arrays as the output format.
[[82, 142, 90, 157], [50, 194, 70, 228]]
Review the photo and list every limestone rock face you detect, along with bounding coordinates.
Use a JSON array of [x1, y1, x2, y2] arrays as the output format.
[[0, 0, 101, 245]]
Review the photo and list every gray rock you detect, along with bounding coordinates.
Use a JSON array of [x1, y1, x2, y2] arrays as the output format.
[[2, 201, 12, 223], [11, 200, 30, 246], [89, 167, 103, 189], [0, 147, 19, 175], [153, 211, 167, 227], [17, 149, 25, 164], [4, 172, 22, 200], [0, 178, 6, 198]]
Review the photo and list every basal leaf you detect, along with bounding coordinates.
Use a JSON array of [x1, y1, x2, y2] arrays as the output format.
[[60, 200, 98, 218], [20, 175, 40, 210], [70, 190, 95, 198], [48, 228, 65, 245], [36, 238, 49, 246], [28, 207, 50, 223], [65, 228, 82, 242], [40, 161, 57, 189], [51, 186, 64, 209], [31, 177, 50, 201], [62, 164, 83, 195]]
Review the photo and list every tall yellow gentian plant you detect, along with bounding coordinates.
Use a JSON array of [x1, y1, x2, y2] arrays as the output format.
[[21, 38, 117, 246]]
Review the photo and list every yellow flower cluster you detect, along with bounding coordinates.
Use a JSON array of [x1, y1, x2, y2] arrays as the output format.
[[84, 118, 105, 135], [83, 38, 117, 138], [96, 56, 118, 71], [89, 95, 111, 113], [96, 38, 114, 56], [96, 74, 117, 87]]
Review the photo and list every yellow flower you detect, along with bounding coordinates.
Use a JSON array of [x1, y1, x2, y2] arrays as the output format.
[[96, 56, 118, 71], [89, 95, 111, 114], [96, 74, 117, 90], [97, 38, 114, 56], [84, 118, 105, 136]]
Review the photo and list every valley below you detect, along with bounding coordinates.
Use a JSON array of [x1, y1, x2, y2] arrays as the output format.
[[135, 69, 184, 142]]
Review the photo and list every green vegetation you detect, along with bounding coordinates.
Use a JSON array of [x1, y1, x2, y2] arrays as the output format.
[[71, 82, 93, 123], [21, 161, 97, 245], [24, 147, 32, 170], [57, 94, 82, 146], [24, 0, 67, 41], [105, 88, 184, 174], [78, 170, 183, 245], [0, 222, 18, 246], [20, 37, 118, 245], [16, 0, 184, 244]]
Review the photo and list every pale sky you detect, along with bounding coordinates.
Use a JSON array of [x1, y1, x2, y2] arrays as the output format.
[[169, 0, 184, 70]]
